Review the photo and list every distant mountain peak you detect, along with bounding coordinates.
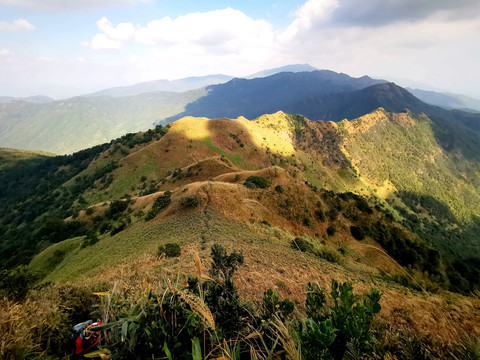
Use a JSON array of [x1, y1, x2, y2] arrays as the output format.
[[246, 63, 319, 79]]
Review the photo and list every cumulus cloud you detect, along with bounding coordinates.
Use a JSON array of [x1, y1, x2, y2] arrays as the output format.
[[97, 17, 135, 41], [82, 17, 135, 50], [0, 18, 35, 31], [85, 8, 275, 56], [0, 0, 149, 11], [135, 8, 273, 52]]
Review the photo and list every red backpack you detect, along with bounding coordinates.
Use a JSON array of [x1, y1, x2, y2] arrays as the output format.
[[72, 320, 103, 356]]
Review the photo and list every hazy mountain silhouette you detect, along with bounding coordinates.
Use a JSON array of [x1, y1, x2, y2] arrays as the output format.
[[165, 70, 386, 121]]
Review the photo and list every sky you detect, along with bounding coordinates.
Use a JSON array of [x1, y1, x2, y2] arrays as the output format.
[[0, 0, 479, 99]]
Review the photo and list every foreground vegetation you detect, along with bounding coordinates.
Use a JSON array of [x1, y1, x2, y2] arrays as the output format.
[[2, 244, 479, 359]]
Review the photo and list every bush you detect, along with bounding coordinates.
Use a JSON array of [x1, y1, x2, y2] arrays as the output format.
[[261, 288, 294, 320], [243, 175, 271, 189], [81, 230, 99, 248], [105, 200, 128, 218], [291, 237, 314, 253], [327, 226, 337, 236], [158, 243, 181, 257], [316, 249, 340, 263], [301, 279, 382, 359], [0, 266, 37, 301], [209, 244, 244, 280], [350, 226, 366, 240], [179, 195, 201, 208], [303, 216, 316, 230], [275, 185, 284, 193], [315, 209, 325, 221], [145, 191, 171, 220], [110, 223, 126, 236]]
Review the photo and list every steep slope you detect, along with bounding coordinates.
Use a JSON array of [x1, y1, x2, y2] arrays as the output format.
[[286, 82, 480, 131], [286, 83, 480, 164]]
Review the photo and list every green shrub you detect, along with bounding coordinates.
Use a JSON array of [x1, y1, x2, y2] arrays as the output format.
[[81, 230, 99, 248], [209, 244, 244, 280], [315, 209, 326, 221], [275, 185, 284, 193], [327, 208, 339, 220], [243, 175, 271, 189], [145, 191, 171, 220], [261, 288, 295, 320], [327, 226, 337, 236], [179, 194, 201, 208], [0, 266, 37, 301], [98, 222, 112, 234], [291, 237, 314, 253], [350, 226, 366, 240], [110, 223, 126, 236], [203, 244, 246, 337], [301, 279, 382, 359], [105, 200, 128, 218], [158, 243, 181, 257], [303, 216, 316, 229], [316, 249, 340, 264]]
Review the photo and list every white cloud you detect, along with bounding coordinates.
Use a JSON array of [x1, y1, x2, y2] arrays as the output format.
[[82, 17, 135, 50], [97, 17, 135, 41], [0, 18, 35, 31], [134, 8, 273, 52], [85, 9, 275, 56], [281, 0, 337, 42], [82, 33, 122, 50]]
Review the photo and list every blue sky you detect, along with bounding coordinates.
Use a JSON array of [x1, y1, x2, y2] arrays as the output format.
[[1, 0, 479, 98]]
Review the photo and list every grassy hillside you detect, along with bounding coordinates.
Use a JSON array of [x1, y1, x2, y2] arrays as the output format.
[[9, 109, 474, 291], [2, 109, 480, 359], [0, 89, 206, 154], [0, 147, 54, 171]]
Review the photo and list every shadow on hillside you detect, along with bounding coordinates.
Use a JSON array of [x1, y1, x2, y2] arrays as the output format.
[[391, 191, 480, 293], [391, 191, 480, 259]]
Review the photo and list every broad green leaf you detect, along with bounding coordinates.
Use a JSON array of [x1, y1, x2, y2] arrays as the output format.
[[192, 337, 202, 360], [163, 342, 173, 360]]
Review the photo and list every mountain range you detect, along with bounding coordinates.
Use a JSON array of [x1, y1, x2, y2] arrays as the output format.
[[1, 66, 479, 155]]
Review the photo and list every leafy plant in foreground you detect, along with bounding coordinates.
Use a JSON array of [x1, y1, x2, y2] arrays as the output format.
[[301, 279, 382, 359]]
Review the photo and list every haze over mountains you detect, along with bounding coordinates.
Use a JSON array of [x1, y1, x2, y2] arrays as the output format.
[[0, 65, 479, 155]]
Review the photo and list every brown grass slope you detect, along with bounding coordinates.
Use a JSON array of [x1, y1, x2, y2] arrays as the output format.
[[27, 109, 480, 352]]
